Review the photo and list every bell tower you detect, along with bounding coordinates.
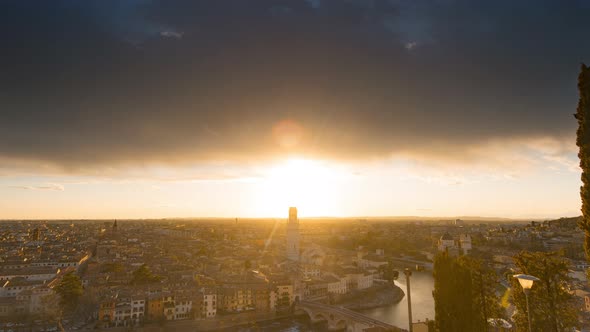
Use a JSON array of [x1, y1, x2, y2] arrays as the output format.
[[286, 207, 300, 261]]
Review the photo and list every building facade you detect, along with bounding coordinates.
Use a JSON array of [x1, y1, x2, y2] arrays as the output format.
[[286, 207, 300, 261]]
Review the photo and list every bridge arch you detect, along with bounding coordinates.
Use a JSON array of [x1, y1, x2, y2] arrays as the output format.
[[300, 307, 328, 324], [300, 308, 349, 331], [296, 300, 402, 332], [331, 318, 348, 331]]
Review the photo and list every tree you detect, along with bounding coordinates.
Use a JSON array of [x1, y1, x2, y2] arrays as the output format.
[[54, 272, 84, 312], [39, 292, 64, 332], [576, 63, 590, 260], [510, 251, 578, 332], [433, 252, 502, 332], [52, 272, 84, 332], [378, 262, 399, 283], [130, 264, 161, 285]]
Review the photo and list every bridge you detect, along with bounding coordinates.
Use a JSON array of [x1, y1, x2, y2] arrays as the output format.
[[296, 300, 406, 332], [389, 258, 433, 270]]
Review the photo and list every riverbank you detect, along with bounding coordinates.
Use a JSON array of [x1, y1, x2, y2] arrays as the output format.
[[361, 272, 435, 329], [336, 283, 405, 310], [95, 284, 405, 332], [207, 283, 406, 330], [95, 311, 299, 332]]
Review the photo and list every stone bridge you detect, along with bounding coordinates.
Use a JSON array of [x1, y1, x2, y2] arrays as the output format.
[[389, 258, 433, 270], [296, 300, 406, 332]]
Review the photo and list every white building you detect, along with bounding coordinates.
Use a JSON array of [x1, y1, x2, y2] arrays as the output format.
[[356, 273, 374, 290], [0, 279, 44, 297], [131, 297, 145, 324], [358, 254, 388, 269], [325, 275, 347, 295], [438, 233, 473, 255], [28, 286, 52, 314], [342, 270, 374, 291], [174, 298, 192, 320], [300, 264, 321, 279], [30, 254, 90, 272], [114, 301, 132, 327], [459, 234, 472, 254], [437, 233, 455, 252], [269, 289, 277, 310], [286, 207, 300, 261], [271, 283, 294, 310], [203, 290, 216, 318], [0, 267, 58, 282]]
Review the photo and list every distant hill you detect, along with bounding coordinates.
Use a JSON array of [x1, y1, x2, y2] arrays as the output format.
[[546, 216, 581, 229]]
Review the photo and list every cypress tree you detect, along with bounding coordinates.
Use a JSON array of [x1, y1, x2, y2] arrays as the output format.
[[54, 272, 84, 312], [575, 63, 590, 260], [433, 253, 502, 332]]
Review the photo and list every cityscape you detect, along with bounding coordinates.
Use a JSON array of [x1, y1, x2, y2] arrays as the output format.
[[2, 1, 590, 331], [0, 211, 589, 331]]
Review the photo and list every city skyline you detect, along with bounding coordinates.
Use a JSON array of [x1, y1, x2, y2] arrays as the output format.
[[1, 1, 589, 219]]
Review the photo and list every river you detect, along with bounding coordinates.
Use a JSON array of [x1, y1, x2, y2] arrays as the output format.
[[240, 271, 435, 331], [361, 271, 435, 330]]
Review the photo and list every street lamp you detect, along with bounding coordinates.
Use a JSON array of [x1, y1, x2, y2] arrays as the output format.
[[404, 268, 413, 332], [513, 274, 540, 332]]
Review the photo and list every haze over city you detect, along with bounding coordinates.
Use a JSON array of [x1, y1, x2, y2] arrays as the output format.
[[1, 1, 589, 220]]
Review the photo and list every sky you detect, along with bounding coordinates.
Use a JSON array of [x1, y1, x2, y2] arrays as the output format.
[[1, 0, 589, 219]]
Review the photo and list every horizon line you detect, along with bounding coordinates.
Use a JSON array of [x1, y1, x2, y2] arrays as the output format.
[[0, 214, 580, 222]]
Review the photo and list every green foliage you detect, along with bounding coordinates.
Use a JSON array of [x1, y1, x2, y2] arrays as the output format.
[[53, 272, 84, 312], [575, 63, 590, 260], [510, 251, 578, 332], [433, 253, 502, 332], [378, 262, 399, 283], [130, 264, 161, 285], [500, 287, 511, 308], [427, 320, 436, 332]]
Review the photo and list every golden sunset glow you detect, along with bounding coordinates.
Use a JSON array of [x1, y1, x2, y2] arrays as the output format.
[[257, 158, 343, 217]]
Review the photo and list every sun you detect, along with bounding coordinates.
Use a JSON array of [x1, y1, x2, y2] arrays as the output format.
[[256, 158, 342, 217]]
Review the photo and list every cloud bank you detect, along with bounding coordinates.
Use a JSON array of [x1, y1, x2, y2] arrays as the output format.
[[8, 183, 65, 191], [0, 1, 588, 175]]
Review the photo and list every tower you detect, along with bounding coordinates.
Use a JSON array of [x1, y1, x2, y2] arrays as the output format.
[[286, 207, 300, 261], [30, 227, 40, 241]]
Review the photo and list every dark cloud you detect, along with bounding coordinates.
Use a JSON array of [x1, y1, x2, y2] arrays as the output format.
[[0, 0, 588, 172]]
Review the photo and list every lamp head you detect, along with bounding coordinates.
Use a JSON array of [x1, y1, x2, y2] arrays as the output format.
[[404, 268, 412, 277], [513, 274, 540, 290]]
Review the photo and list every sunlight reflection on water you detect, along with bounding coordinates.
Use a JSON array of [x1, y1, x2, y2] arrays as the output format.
[[361, 271, 435, 330]]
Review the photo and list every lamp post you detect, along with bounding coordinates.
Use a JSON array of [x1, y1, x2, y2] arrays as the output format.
[[513, 274, 540, 332], [404, 268, 413, 332]]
